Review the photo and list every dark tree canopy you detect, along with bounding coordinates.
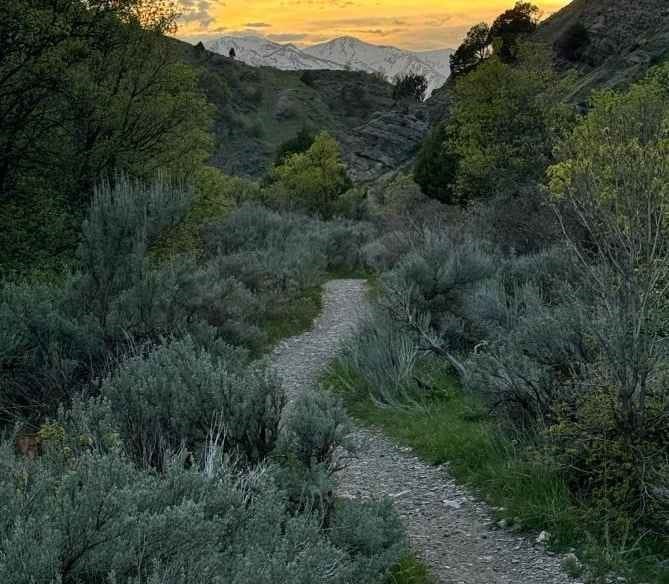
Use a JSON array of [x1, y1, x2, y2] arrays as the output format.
[[449, 3, 539, 78], [449, 23, 492, 78], [392, 73, 429, 102], [414, 122, 459, 205], [555, 22, 591, 62], [0, 0, 211, 201], [0, 0, 212, 270], [275, 127, 316, 166], [489, 2, 540, 63]]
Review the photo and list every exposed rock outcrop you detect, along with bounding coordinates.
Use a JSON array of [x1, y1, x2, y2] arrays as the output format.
[[537, 0, 669, 100], [339, 110, 431, 183]]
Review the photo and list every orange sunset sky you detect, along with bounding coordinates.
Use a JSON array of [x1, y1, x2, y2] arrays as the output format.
[[176, 0, 570, 51]]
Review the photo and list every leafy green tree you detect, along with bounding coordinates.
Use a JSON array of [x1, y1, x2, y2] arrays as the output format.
[[0, 0, 213, 272], [449, 23, 491, 78], [413, 122, 459, 204], [271, 132, 352, 218], [448, 46, 572, 203], [489, 2, 539, 63], [0, 0, 212, 198], [549, 63, 669, 438], [392, 73, 428, 102]]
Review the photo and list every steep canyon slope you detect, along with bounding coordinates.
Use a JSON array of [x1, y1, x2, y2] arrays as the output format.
[[179, 40, 433, 181], [537, 0, 669, 100]]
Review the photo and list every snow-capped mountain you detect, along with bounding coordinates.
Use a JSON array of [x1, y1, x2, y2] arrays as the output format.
[[203, 36, 342, 71], [304, 37, 452, 95], [415, 48, 454, 74], [202, 35, 453, 96]]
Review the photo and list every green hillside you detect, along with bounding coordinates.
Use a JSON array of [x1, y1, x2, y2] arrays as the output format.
[[177, 40, 398, 178]]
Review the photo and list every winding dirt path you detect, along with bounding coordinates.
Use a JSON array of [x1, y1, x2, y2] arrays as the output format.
[[271, 279, 576, 584]]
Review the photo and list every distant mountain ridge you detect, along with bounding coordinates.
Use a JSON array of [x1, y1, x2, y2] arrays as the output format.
[[204, 36, 342, 71], [202, 35, 453, 96]]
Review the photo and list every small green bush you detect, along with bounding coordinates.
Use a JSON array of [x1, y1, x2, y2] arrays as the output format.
[[414, 122, 459, 205], [277, 390, 354, 519], [0, 281, 104, 426], [550, 381, 669, 534], [102, 337, 283, 468], [330, 498, 407, 583], [271, 132, 353, 218], [281, 390, 352, 470], [275, 127, 316, 166], [76, 174, 191, 327]]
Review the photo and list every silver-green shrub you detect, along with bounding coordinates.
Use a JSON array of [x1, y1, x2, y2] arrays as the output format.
[[0, 392, 405, 584], [76, 174, 191, 327], [277, 391, 354, 519], [0, 281, 104, 425], [332, 311, 424, 406], [101, 337, 284, 468], [202, 204, 372, 284], [329, 498, 406, 583], [110, 255, 267, 350], [465, 285, 591, 423]]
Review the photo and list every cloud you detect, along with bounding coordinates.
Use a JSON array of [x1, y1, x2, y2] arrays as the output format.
[[308, 16, 406, 28], [423, 15, 454, 28], [348, 28, 406, 37], [177, 0, 223, 29], [245, 22, 272, 28]]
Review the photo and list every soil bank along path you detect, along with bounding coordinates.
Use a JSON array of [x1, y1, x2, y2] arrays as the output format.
[[271, 279, 575, 584]]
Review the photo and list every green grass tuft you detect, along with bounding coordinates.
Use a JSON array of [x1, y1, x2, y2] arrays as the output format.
[[386, 554, 435, 584], [264, 285, 323, 347], [333, 369, 580, 543], [324, 364, 669, 583]]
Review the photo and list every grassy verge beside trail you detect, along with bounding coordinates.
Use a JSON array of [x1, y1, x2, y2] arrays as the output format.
[[324, 365, 669, 584], [264, 269, 374, 350], [264, 285, 323, 347], [386, 555, 435, 584]]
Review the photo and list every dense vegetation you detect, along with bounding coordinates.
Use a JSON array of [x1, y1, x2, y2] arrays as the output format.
[[2, 0, 669, 582], [0, 0, 213, 275], [0, 161, 410, 579], [0, 3, 409, 582], [331, 43, 669, 583], [392, 73, 429, 103]]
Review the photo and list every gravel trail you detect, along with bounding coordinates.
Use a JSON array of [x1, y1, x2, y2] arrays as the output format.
[[271, 279, 575, 584]]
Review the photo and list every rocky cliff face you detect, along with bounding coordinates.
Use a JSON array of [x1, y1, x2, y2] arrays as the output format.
[[340, 109, 431, 182], [537, 0, 669, 100]]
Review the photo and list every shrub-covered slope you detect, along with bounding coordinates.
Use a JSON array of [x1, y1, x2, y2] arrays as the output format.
[[175, 40, 431, 182], [537, 0, 669, 100]]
